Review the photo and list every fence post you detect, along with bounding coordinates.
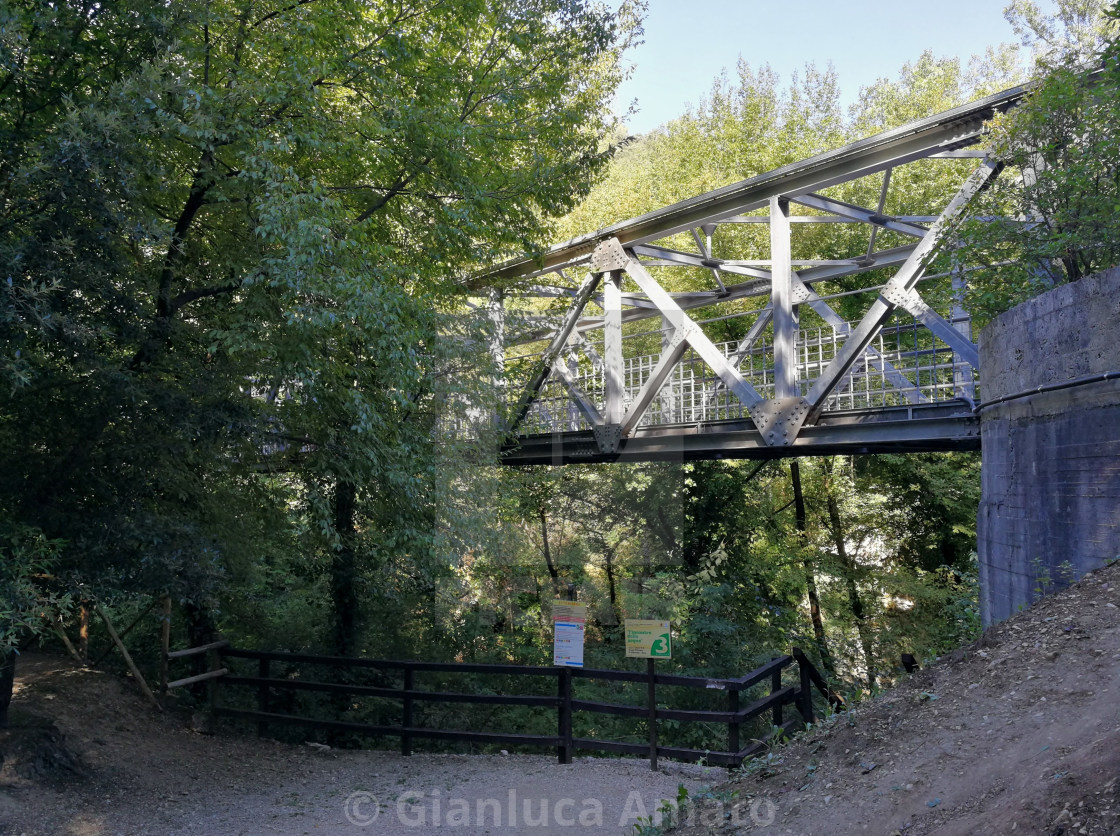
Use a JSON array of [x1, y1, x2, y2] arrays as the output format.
[[771, 662, 784, 728], [793, 647, 815, 724], [257, 657, 270, 738], [557, 667, 573, 765], [647, 659, 658, 771], [727, 687, 740, 761], [207, 647, 219, 716], [159, 595, 171, 694], [401, 666, 414, 757]]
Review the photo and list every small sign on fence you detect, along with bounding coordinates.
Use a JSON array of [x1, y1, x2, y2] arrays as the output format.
[[552, 601, 587, 668], [624, 619, 672, 658]]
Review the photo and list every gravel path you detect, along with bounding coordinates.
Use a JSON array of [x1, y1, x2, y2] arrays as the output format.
[[167, 750, 721, 835], [2, 655, 726, 835]]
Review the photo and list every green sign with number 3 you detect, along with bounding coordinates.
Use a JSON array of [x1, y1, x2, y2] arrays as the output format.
[[624, 619, 672, 658]]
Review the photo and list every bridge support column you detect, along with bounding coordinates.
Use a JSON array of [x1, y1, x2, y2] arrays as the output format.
[[977, 266, 1120, 624]]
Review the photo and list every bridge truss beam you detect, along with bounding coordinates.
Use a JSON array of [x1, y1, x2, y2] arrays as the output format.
[[489, 84, 1027, 465]]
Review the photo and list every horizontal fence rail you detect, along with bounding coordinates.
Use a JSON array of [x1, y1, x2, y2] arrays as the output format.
[[204, 646, 834, 769], [163, 640, 229, 692]]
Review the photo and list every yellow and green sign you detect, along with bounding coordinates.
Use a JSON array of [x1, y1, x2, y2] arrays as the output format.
[[624, 619, 672, 658]]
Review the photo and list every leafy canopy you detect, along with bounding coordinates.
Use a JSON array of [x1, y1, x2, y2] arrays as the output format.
[[0, 0, 642, 619]]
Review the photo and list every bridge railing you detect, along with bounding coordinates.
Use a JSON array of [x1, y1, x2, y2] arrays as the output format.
[[513, 311, 977, 436]]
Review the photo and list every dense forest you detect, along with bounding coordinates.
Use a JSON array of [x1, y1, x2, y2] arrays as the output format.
[[2, 0, 1119, 745]]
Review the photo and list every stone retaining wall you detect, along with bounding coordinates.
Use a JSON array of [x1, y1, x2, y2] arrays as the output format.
[[977, 267, 1120, 624]]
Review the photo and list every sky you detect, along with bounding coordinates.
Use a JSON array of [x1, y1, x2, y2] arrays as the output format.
[[612, 0, 1027, 134]]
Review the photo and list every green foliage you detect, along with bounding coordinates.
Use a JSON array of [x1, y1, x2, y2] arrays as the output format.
[[0, 0, 1022, 759], [1004, 0, 1117, 64], [0, 523, 70, 653], [852, 49, 1025, 137], [558, 59, 852, 239], [959, 2, 1120, 323], [857, 454, 981, 572], [0, 0, 641, 656]]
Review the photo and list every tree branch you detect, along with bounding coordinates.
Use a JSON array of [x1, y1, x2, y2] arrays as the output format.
[[353, 160, 431, 224], [250, 0, 323, 31], [169, 283, 238, 313]]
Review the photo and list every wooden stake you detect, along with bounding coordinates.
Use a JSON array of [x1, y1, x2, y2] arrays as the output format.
[[557, 666, 573, 765], [647, 658, 658, 771], [91, 597, 158, 667], [52, 624, 83, 664], [78, 603, 90, 661], [95, 605, 162, 711], [159, 595, 171, 694]]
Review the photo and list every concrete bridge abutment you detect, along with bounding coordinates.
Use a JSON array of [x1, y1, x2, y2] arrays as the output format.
[[978, 266, 1120, 625]]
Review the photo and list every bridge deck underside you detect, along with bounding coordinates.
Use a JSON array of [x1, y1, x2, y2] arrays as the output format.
[[502, 404, 980, 465]]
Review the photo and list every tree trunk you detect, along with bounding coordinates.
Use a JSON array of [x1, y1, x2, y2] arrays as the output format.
[[330, 479, 360, 658], [822, 460, 876, 692], [324, 479, 363, 745], [538, 507, 561, 598], [790, 460, 834, 677], [602, 541, 620, 628], [0, 649, 15, 727]]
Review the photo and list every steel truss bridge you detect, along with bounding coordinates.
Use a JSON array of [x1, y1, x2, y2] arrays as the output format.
[[483, 84, 1029, 465]]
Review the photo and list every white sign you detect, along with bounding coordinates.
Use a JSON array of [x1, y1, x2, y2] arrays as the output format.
[[552, 601, 587, 668]]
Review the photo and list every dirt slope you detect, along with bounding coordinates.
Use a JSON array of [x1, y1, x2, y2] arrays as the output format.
[[671, 561, 1120, 836]]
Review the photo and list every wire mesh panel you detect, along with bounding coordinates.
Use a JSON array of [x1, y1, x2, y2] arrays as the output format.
[[514, 309, 978, 435], [811, 314, 977, 411]]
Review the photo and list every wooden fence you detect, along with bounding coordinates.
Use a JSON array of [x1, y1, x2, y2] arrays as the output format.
[[161, 645, 835, 769]]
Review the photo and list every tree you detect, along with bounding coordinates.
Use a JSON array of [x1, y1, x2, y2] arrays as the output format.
[[789, 460, 834, 675], [959, 1, 1120, 322], [0, 0, 642, 663], [1005, 0, 1117, 63]]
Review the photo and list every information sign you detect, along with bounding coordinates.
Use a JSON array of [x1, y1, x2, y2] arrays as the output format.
[[624, 619, 672, 658], [552, 601, 587, 668]]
